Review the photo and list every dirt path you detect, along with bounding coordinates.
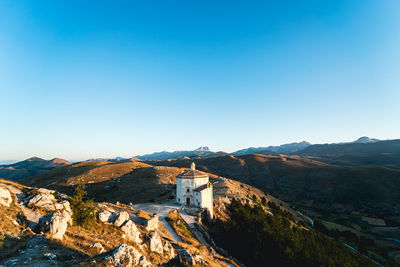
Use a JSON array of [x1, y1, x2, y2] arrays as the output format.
[[131, 202, 182, 243], [178, 210, 210, 247]]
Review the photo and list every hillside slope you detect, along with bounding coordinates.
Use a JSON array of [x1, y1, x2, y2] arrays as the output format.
[[146, 154, 400, 215], [0, 157, 71, 180]]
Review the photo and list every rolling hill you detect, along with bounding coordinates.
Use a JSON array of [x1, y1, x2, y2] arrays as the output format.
[[19, 160, 271, 207], [145, 154, 400, 215], [0, 157, 71, 180]]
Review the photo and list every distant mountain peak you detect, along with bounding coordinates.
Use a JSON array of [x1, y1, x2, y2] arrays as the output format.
[[26, 156, 45, 162], [195, 146, 210, 151], [353, 136, 380, 144]]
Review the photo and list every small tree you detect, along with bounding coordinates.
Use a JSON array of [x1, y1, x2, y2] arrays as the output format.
[[70, 179, 95, 228]]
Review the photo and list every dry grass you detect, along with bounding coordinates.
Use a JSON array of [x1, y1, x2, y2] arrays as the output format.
[[0, 185, 30, 260], [20, 162, 181, 205], [60, 220, 132, 257], [0, 179, 28, 190], [0, 189, 26, 237], [166, 210, 199, 246], [136, 210, 152, 219]]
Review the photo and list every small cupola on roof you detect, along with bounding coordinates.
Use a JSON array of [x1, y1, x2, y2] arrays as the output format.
[[177, 162, 208, 179]]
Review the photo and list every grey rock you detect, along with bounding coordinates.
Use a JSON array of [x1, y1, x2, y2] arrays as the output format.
[[114, 211, 129, 227], [121, 220, 141, 243], [148, 231, 163, 254], [0, 186, 12, 207], [109, 244, 152, 267]]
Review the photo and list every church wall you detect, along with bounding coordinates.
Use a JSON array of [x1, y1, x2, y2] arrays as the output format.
[[194, 177, 209, 188], [176, 178, 183, 204], [199, 186, 213, 218]]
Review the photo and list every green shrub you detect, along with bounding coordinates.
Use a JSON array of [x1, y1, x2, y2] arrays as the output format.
[[69, 180, 95, 228]]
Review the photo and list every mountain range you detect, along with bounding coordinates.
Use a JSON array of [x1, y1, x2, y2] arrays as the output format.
[[1, 137, 399, 182], [135, 146, 227, 161]]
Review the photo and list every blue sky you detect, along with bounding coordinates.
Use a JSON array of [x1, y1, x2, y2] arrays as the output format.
[[1, 0, 399, 161]]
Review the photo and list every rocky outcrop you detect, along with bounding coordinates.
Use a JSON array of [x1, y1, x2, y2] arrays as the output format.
[[0, 186, 12, 207], [98, 210, 114, 223], [121, 220, 141, 243], [163, 241, 175, 259], [178, 248, 195, 266], [145, 215, 158, 231], [27, 191, 56, 210], [114, 211, 129, 227], [148, 231, 163, 254], [39, 213, 68, 240], [109, 244, 152, 267], [98, 210, 130, 226]]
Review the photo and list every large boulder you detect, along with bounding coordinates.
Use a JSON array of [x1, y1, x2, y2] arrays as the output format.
[[109, 244, 152, 267], [178, 248, 195, 266], [145, 215, 158, 231], [27, 192, 55, 210], [0, 186, 12, 207], [148, 231, 163, 254], [121, 220, 141, 243], [39, 213, 68, 240], [98, 210, 116, 223], [114, 211, 129, 227]]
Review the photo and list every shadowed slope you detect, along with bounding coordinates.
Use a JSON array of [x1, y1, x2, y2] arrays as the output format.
[[0, 157, 71, 180], [146, 154, 400, 215]]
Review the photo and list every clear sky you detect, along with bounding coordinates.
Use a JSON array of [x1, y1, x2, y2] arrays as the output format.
[[1, 0, 399, 161]]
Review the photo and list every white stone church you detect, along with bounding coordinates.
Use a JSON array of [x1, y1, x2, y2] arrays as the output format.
[[176, 162, 213, 218]]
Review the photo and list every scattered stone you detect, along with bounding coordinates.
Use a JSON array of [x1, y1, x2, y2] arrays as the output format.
[[178, 249, 195, 266], [163, 241, 175, 259], [39, 213, 68, 240], [121, 220, 141, 243], [98, 210, 117, 223], [139, 255, 152, 267], [145, 215, 158, 231], [90, 242, 105, 254], [114, 211, 129, 227], [0, 186, 12, 207], [109, 244, 152, 267], [148, 231, 163, 254], [194, 255, 206, 265], [43, 252, 57, 259]]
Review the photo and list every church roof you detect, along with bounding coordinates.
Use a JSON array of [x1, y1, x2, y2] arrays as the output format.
[[177, 169, 209, 179], [194, 182, 212, 192], [177, 162, 209, 179]]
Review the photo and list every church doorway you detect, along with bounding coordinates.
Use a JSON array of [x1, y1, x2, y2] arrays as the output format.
[[186, 198, 190, 205]]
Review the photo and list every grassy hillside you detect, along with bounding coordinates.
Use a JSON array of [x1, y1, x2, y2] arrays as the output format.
[[20, 161, 182, 204], [0, 157, 71, 180]]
